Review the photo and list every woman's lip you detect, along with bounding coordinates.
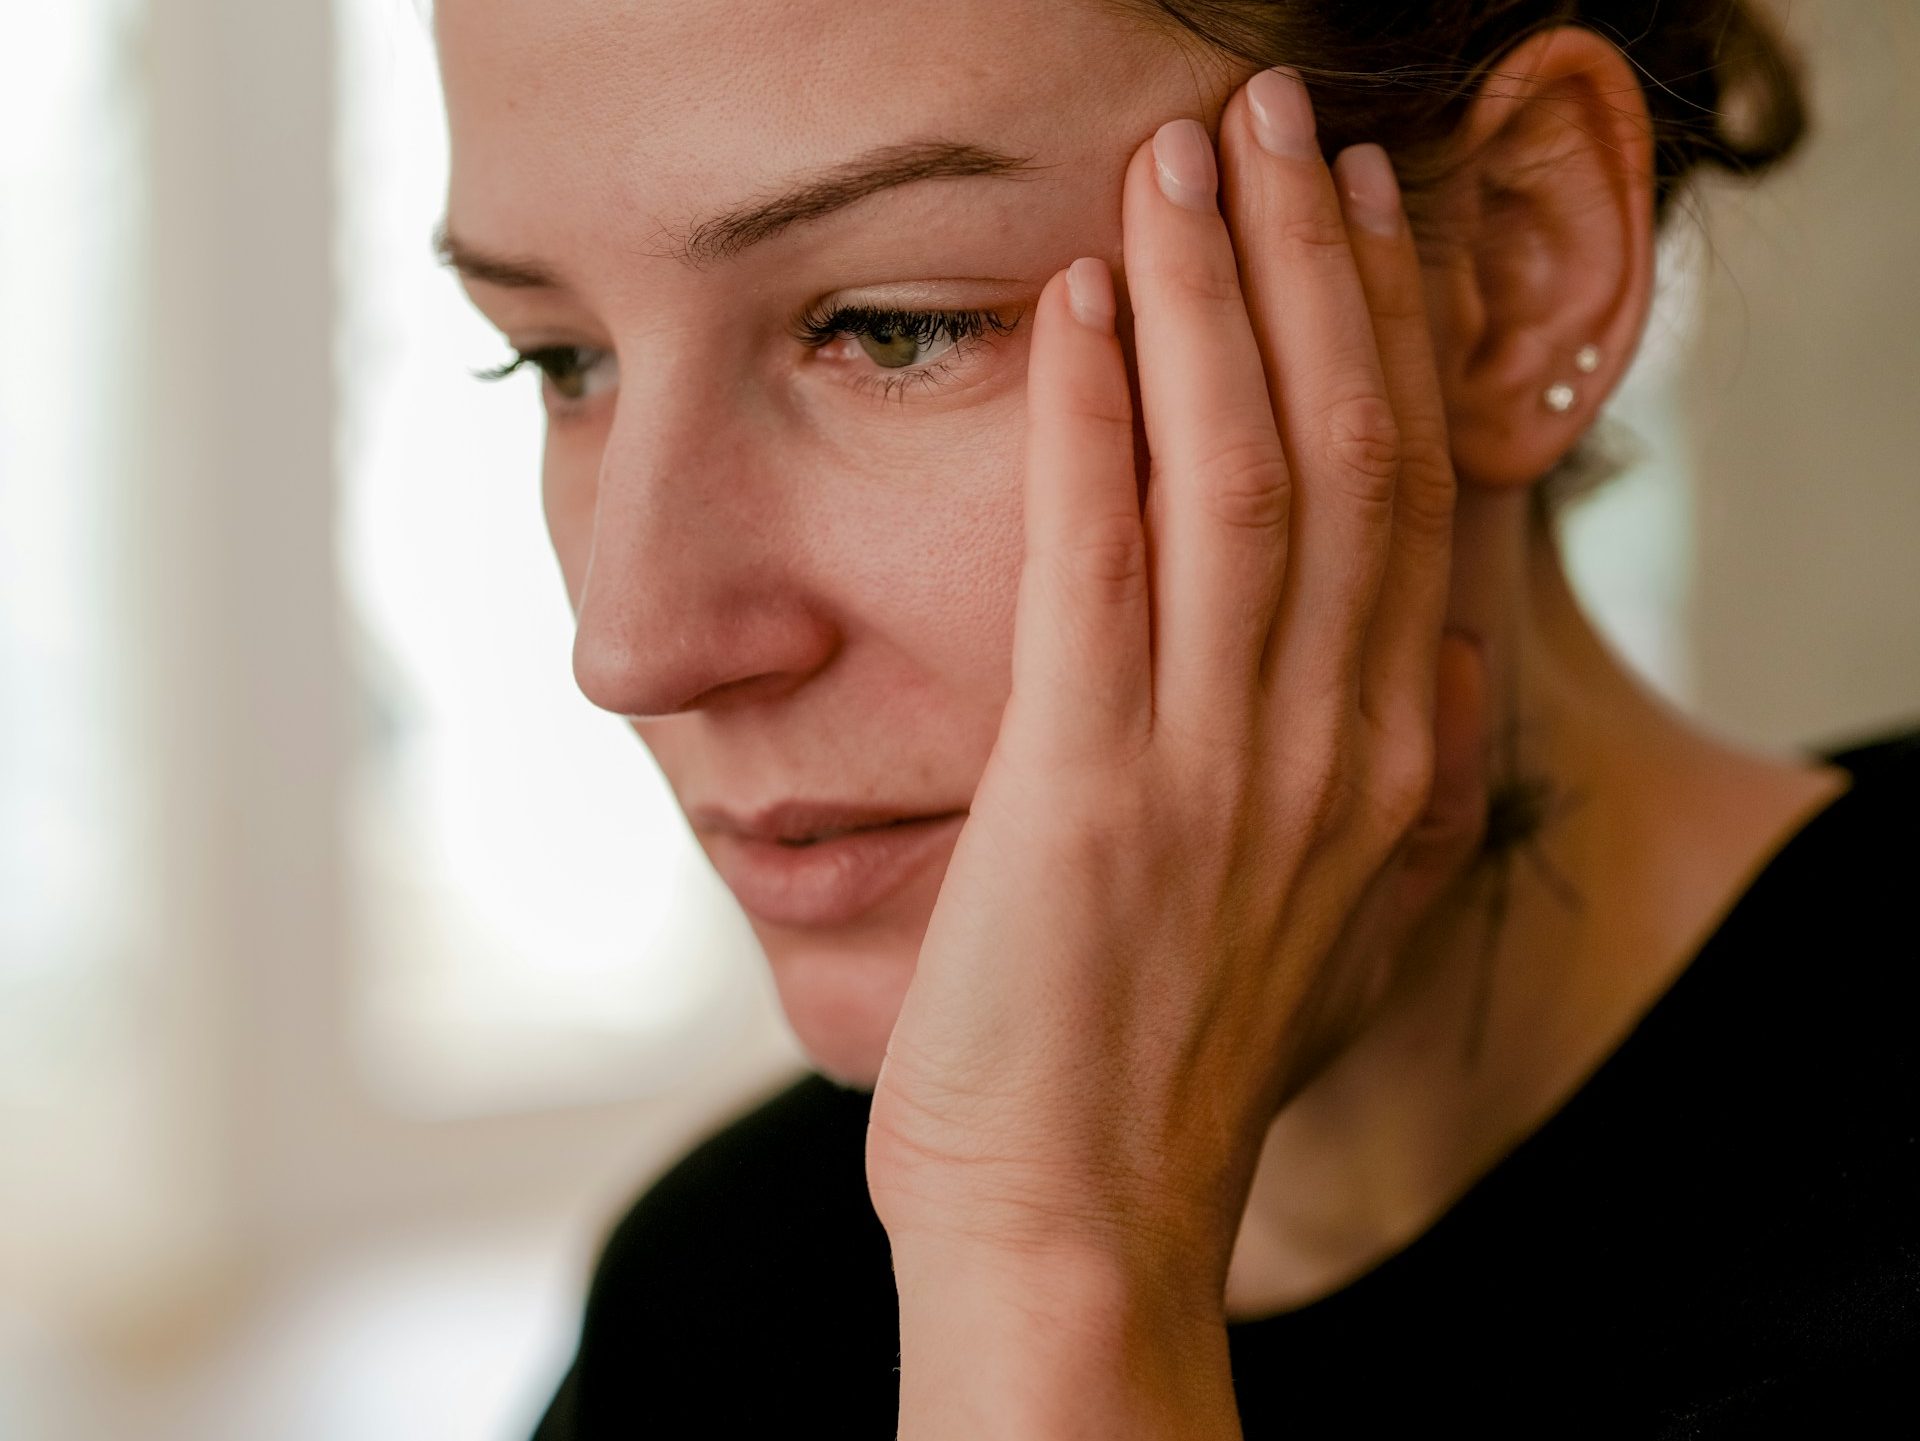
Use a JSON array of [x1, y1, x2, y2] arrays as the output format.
[[705, 811, 966, 929], [694, 797, 959, 844]]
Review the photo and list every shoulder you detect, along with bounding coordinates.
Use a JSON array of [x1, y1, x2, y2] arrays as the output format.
[[1800, 717, 1920, 894], [1709, 718, 1920, 1009], [1789, 720, 1920, 1020], [1818, 718, 1920, 788], [1638, 721, 1920, 1428], [1637, 719, 1920, 1117], [1682, 718, 1920, 1165]]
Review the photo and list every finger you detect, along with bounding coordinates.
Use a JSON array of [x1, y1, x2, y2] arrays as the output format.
[[1011, 258, 1151, 765], [1120, 119, 1294, 739], [1331, 142, 1460, 737], [1217, 67, 1398, 710], [1388, 630, 1490, 926], [1288, 628, 1487, 1101], [1310, 630, 1487, 949]]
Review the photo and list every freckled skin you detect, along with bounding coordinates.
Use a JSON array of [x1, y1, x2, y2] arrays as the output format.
[[438, 0, 1227, 1083]]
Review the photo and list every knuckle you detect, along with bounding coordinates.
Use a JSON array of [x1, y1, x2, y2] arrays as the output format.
[[1057, 368, 1135, 433], [1142, 255, 1243, 313], [1367, 279, 1429, 331], [1288, 738, 1358, 834], [1044, 759, 1167, 869], [1390, 450, 1458, 542], [1276, 205, 1353, 260], [1195, 430, 1291, 534], [1054, 517, 1149, 599], [1040, 724, 1153, 792], [1093, 774, 1158, 844], [1319, 392, 1400, 506], [1032, 796, 1117, 873], [1372, 733, 1437, 838], [1166, 708, 1259, 779]]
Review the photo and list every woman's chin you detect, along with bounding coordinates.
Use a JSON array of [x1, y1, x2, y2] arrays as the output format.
[[761, 938, 916, 1091]]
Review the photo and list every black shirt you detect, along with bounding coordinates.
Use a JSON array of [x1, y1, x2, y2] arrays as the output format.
[[532, 725, 1919, 1438]]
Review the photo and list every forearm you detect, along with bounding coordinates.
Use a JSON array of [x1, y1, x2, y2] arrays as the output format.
[[891, 1241, 1244, 1441]]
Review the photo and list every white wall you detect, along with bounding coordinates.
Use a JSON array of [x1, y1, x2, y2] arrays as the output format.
[[1684, 0, 1920, 751]]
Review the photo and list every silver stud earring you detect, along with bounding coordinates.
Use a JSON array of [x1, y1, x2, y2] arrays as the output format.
[[1542, 344, 1601, 413]]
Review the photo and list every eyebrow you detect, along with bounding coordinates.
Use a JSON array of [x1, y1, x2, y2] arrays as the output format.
[[435, 137, 1055, 285]]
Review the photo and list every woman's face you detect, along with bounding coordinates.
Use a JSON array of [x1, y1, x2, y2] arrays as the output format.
[[438, 0, 1232, 1085]]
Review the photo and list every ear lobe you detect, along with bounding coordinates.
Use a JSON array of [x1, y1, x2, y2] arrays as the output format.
[[1428, 26, 1659, 492]]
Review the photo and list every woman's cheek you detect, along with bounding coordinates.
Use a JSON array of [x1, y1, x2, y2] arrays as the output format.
[[853, 398, 1031, 669]]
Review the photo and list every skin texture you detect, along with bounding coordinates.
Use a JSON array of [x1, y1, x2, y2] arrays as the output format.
[[437, 0, 1850, 1348]]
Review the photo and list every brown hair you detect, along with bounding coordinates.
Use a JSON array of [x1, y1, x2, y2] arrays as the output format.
[[1114, 0, 1808, 230], [1109, 0, 1811, 513]]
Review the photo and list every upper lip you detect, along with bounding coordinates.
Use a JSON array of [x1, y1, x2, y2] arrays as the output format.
[[692, 800, 965, 843]]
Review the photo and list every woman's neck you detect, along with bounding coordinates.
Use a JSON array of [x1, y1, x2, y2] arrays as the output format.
[[1221, 502, 1850, 1321]]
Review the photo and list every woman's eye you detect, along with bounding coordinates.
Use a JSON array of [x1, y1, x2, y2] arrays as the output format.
[[474, 345, 616, 406], [475, 306, 1018, 411], [794, 302, 1020, 401]]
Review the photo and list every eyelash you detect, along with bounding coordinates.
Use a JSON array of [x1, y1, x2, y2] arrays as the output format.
[[473, 347, 597, 398], [473, 302, 1020, 409], [791, 300, 1021, 402]]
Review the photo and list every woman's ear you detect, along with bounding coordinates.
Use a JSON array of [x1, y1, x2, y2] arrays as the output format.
[[1417, 25, 1659, 491]]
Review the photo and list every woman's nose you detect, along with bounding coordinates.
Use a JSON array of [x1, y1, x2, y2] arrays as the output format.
[[567, 404, 840, 721]]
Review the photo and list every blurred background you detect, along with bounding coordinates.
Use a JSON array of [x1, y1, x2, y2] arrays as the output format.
[[1, 1, 1914, 1437]]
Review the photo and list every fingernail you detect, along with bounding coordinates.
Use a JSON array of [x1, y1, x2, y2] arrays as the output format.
[[1246, 66, 1318, 160], [1335, 143, 1402, 238], [1064, 256, 1116, 333], [1152, 118, 1218, 212]]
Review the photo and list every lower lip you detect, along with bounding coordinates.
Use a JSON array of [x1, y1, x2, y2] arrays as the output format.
[[706, 812, 967, 929]]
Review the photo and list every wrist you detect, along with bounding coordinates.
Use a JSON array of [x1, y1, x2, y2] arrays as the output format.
[[892, 1227, 1228, 1331], [891, 1238, 1240, 1440]]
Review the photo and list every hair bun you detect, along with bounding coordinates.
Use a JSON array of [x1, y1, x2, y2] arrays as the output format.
[[1653, 0, 1810, 205]]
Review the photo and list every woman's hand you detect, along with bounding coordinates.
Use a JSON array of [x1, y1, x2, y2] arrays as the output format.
[[871, 66, 1490, 1437]]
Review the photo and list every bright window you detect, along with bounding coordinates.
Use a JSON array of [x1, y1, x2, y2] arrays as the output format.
[[333, 0, 772, 1116], [0, 0, 147, 1103]]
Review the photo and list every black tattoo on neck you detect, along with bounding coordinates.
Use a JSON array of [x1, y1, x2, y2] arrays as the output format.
[[1456, 707, 1588, 1069]]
